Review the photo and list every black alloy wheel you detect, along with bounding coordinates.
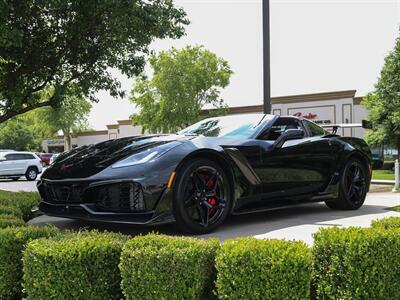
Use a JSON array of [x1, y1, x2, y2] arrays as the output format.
[[173, 159, 231, 234], [326, 158, 368, 210]]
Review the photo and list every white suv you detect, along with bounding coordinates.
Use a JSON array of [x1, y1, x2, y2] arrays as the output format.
[[0, 151, 43, 181]]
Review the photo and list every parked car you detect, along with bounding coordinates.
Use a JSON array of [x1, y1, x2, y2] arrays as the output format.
[[38, 114, 372, 234], [36, 153, 53, 166], [49, 153, 61, 165], [0, 151, 43, 181]]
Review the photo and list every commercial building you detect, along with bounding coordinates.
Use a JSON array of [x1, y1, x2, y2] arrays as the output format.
[[41, 90, 367, 153]]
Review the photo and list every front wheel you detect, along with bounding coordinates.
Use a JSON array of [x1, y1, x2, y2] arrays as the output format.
[[173, 159, 232, 234], [325, 158, 368, 210]]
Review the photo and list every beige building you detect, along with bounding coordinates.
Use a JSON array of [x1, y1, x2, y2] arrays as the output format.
[[42, 90, 367, 153]]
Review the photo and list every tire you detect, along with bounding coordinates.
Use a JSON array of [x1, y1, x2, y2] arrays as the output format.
[[173, 158, 232, 234], [11, 177, 19, 181], [325, 158, 368, 210], [25, 167, 38, 181]]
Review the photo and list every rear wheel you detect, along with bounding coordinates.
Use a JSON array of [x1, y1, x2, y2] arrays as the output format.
[[325, 158, 368, 210], [173, 159, 232, 234], [25, 167, 38, 181]]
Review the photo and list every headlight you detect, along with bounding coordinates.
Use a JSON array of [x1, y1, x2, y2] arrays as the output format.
[[111, 141, 182, 169]]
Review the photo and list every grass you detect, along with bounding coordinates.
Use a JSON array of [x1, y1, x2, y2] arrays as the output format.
[[0, 190, 40, 221], [372, 170, 395, 181], [390, 206, 400, 212]]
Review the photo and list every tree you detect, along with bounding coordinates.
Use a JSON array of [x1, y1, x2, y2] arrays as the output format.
[[363, 31, 400, 159], [0, 108, 55, 151], [0, 117, 38, 151], [39, 89, 92, 150], [0, 0, 188, 123], [130, 46, 233, 133]]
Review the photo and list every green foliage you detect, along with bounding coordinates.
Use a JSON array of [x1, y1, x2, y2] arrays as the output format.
[[120, 234, 220, 300], [38, 87, 92, 149], [0, 0, 188, 123], [0, 205, 23, 219], [363, 30, 400, 154], [23, 231, 127, 300], [0, 107, 58, 151], [130, 45, 232, 133], [0, 190, 40, 221], [313, 227, 400, 299], [0, 115, 39, 151], [371, 216, 400, 229], [0, 226, 59, 299], [215, 237, 312, 300], [0, 216, 26, 228]]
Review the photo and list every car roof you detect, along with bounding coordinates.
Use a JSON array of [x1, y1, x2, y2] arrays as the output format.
[[0, 151, 37, 156]]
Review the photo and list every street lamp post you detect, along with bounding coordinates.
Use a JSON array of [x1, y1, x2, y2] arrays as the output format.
[[263, 0, 271, 114]]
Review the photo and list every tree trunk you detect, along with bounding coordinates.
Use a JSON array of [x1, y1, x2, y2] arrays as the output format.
[[63, 129, 72, 151]]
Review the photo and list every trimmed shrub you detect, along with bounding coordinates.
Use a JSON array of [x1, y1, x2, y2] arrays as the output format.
[[371, 216, 400, 229], [23, 231, 127, 300], [313, 227, 400, 299], [0, 205, 23, 219], [0, 226, 59, 299], [120, 234, 220, 300], [215, 238, 312, 300], [0, 191, 40, 221], [0, 215, 26, 228]]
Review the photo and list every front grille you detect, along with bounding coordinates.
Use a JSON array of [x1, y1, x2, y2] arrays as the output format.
[[94, 182, 145, 212], [41, 183, 87, 204]]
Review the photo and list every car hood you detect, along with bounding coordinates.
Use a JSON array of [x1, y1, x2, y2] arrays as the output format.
[[43, 134, 191, 180]]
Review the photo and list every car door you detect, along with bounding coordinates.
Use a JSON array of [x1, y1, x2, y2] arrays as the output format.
[[0, 154, 23, 175], [258, 117, 334, 200]]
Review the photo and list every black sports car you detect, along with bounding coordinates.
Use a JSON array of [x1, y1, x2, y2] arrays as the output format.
[[38, 114, 372, 234]]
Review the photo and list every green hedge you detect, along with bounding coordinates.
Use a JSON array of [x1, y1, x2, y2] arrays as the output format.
[[0, 205, 23, 219], [0, 226, 59, 299], [313, 227, 400, 299], [23, 231, 127, 300], [0, 191, 40, 221], [0, 215, 26, 228], [215, 238, 312, 300], [371, 216, 400, 229], [120, 234, 220, 300]]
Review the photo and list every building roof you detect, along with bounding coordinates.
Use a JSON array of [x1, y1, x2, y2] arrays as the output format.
[[202, 90, 359, 115], [75, 89, 362, 138]]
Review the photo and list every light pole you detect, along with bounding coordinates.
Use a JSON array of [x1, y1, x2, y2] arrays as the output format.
[[263, 0, 271, 114]]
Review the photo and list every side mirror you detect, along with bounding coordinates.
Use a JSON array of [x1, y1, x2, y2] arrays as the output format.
[[273, 129, 304, 149], [0, 157, 6, 162]]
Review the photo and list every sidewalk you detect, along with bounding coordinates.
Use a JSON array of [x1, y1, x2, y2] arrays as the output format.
[[371, 179, 395, 185]]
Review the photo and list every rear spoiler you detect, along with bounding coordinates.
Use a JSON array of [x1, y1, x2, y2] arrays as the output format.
[[321, 120, 372, 134]]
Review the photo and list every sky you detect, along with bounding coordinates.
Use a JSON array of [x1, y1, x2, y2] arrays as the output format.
[[88, 0, 400, 129]]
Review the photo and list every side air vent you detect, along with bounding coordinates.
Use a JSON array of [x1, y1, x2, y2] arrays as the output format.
[[95, 182, 145, 212]]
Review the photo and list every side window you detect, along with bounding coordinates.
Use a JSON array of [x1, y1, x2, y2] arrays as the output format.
[[24, 154, 35, 160], [260, 117, 303, 140], [5, 154, 15, 161], [14, 154, 26, 160], [305, 120, 327, 136]]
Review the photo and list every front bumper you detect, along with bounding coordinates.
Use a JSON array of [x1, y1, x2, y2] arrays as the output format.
[[38, 201, 174, 225], [37, 178, 175, 225]]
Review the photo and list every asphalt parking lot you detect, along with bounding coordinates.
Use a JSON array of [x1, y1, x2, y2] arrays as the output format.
[[0, 176, 41, 192], [1, 179, 399, 244]]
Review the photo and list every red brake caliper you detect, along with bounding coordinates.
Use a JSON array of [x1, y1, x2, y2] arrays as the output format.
[[206, 178, 217, 215]]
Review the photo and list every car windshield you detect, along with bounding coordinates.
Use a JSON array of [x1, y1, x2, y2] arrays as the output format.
[[178, 114, 274, 139]]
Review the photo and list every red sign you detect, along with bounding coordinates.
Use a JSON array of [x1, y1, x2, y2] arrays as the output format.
[[293, 112, 317, 119]]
